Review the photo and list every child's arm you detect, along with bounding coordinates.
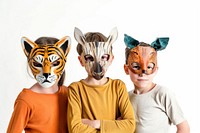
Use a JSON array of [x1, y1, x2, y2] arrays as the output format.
[[67, 85, 99, 133], [82, 119, 100, 129], [159, 87, 190, 133], [176, 120, 190, 133], [7, 100, 30, 133], [67, 81, 135, 133], [162, 87, 190, 133], [82, 117, 125, 129], [82, 82, 135, 133], [98, 82, 135, 133]]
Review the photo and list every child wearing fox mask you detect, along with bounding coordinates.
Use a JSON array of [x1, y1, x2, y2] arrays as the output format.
[[7, 36, 71, 133], [67, 28, 135, 133], [123, 34, 190, 133]]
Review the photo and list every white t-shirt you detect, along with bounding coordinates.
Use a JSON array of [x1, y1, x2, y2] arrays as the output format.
[[129, 84, 185, 133]]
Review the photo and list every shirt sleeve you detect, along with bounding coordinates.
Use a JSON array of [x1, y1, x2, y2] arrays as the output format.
[[67, 84, 99, 133], [163, 88, 186, 125], [7, 99, 31, 133], [100, 81, 136, 133]]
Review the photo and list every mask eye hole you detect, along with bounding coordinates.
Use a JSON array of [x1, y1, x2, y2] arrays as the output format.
[[33, 61, 42, 67], [131, 62, 140, 70], [101, 54, 110, 61], [84, 54, 94, 62], [52, 60, 60, 66], [147, 63, 155, 70]]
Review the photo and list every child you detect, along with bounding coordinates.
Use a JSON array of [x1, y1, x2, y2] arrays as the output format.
[[67, 27, 135, 133], [123, 34, 190, 133], [7, 36, 71, 133]]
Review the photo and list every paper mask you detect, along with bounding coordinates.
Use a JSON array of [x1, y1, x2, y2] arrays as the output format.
[[74, 27, 118, 80], [21, 36, 71, 88], [124, 34, 169, 75]]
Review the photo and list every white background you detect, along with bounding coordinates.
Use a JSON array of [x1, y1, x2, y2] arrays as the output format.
[[0, 0, 198, 132]]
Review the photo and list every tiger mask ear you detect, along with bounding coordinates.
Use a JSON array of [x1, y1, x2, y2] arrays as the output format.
[[21, 37, 38, 57], [54, 36, 71, 57]]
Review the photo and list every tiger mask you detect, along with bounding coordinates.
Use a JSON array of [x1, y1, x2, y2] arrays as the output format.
[[21, 36, 71, 88]]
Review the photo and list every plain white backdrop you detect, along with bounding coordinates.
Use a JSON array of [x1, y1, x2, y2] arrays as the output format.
[[0, 0, 198, 132]]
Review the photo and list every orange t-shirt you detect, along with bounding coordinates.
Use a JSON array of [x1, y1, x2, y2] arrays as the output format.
[[7, 86, 68, 133]]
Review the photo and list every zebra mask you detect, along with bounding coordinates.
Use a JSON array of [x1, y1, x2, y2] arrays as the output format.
[[74, 27, 118, 80]]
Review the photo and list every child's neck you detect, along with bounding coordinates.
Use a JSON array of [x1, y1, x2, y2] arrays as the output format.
[[134, 83, 156, 95], [30, 83, 59, 94], [83, 76, 108, 86]]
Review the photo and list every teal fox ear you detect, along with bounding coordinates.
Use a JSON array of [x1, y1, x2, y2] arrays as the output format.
[[151, 37, 169, 51], [124, 34, 139, 49]]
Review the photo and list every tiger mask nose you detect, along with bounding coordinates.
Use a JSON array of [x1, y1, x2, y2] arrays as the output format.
[[43, 65, 51, 74], [43, 73, 51, 79]]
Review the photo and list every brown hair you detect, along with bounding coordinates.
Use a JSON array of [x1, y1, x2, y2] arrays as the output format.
[[76, 32, 109, 55], [34, 37, 65, 86]]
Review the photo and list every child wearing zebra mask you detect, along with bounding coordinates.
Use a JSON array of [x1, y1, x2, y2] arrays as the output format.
[[123, 34, 190, 133], [7, 36, 71, 133], [67, 27, 136, 133]]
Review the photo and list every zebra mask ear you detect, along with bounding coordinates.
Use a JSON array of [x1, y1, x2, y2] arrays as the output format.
[[21, 37, 38, 57], [74, 27, 86, 46], [106, 27, 118, 45]]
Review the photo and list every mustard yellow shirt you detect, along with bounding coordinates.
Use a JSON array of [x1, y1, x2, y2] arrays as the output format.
[[7, 86, 68, 133], [67, 78, 135, 133]]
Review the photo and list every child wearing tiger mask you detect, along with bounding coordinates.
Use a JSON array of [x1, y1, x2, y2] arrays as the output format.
[[67, 27, 136, 133], [123, 34, 190, 133], [7, 36, 71, 133]]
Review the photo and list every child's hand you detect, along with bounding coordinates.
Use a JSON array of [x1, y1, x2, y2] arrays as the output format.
[[82, 119, 100, 129], [117, 116, 123, 120]]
